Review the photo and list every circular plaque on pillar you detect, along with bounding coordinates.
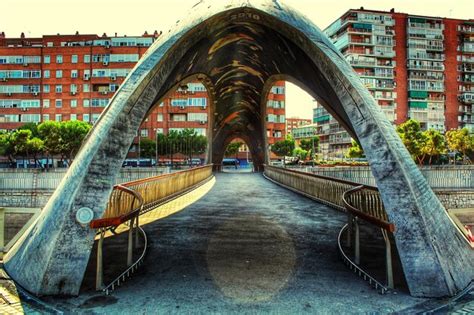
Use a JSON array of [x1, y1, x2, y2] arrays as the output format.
[[76, 207, 94, 226]]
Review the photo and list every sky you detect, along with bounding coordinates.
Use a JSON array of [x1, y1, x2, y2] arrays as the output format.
[[2, 0, 473, 119]]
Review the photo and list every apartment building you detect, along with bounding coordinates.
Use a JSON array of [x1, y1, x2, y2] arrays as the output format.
[[286, 117, 311, 136], [0, 32, 286, 158], [312, 104, 352, 159], [324, 8, 474, 134]]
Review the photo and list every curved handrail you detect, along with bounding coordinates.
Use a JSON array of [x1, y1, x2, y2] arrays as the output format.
[[342, 185, 395, 232], [337, 224, 389, 294], [90, 184, 144, 229], [103, 225, 148, 295]]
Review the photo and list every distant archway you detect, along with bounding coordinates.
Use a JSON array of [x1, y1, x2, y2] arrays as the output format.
[[5, 0, 472, 298]]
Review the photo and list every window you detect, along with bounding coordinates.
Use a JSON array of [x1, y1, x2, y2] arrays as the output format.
[[92, 114, 100, 123], [55, 114, 62, 121], [140, 129, 148, 137], [171, 114, 187, 121], [43, 70, 50, 78], [44, 55, 50, 63], [91, 98, 109, 107], [83, 114, 90, 122], [83, 84, 90, 92], [71, 55, 78, 64], [20, 114, 41, 123], [70, 99, 77, 107], [43, 99, 50, 108], [70, 114, 77, 121], [55, 85, 62, 93], [55, 99, 62, 108], [83, 99, 90, 107], [43, 85, 50, 93], [157, 114, 163, 121], [187, 113, 207, 121], [56, 70, 62, 78], [42, 114, 49, 121], [47, 42, 53, 47], [71, 70, 78, 78], [56, 55, 63, 64], [84, 55, 91, 63], [70, 84, 77, 93]]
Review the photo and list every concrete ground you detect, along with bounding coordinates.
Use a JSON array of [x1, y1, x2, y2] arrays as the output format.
[[34, 172, 434, 314]]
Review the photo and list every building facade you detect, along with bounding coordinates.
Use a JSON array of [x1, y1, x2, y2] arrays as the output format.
[[312, 104, 352, 159], [286, 117, 312, 136], [0, 32, 286, 161], [324, 8, 474, 133]]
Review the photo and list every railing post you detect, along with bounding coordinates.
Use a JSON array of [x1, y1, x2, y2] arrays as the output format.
[[382, 229, 394, 289], [96, 228, 105, 291], [354, 217, 360, 265], [135, 215, 140, 248], [346, 214, 352, 247], [0, 207, 4, 260], [127, 217, 134, 267]]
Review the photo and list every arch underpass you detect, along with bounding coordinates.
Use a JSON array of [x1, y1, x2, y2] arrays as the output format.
[[4, 0, 473, 298]]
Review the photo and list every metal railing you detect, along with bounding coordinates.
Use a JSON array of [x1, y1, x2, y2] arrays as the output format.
[[89, 165, 213, 294], [342, 185, 395, 291], [263, 165, 394, 292], [90, 184, 144, 293], [292, 165, 474, 189]]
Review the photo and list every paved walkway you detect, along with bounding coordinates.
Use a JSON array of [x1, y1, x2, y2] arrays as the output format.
[[38, 172, 433, 313]]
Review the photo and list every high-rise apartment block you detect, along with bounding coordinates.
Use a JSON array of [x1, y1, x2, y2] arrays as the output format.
[[286, 117, 312, 136], [0, 32, 286, 155], [324, 8, 474, 133]]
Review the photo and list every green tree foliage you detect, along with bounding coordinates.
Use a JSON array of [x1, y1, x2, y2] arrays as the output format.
[[18, 122, 40, 138], [396, 119, 427, 164], [293, 147, 308, 160], [59, 121, 91, 162], [445, 128, 474, 164], [38, 121, 61, 159], [139, 137, 156, 159], [345, 139, 365, 159], [154, 129, 208, 166], [0, 131, 15, 163], [421, 129, 446, 165], [299, 136, 319, 159], [271, 138, 295, 157], [225, 141, 243, 158]]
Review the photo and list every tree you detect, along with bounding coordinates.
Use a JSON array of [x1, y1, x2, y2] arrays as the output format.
[[58, 120, 92, 163], [345, 139, 365, 159], [38, 121, 61, 167], [18, 122, 40, 138], [26, 137, 44, 166], [293, 147, 308, 160], [12, 129, 32, 161], [139, 138, 156, 159], [225, 141, 243, 157], [420, 129, 446, 165], [0, 131, 15, 165], [396, 119, 427, 165], [271, 138, 295, 166], [445, 128, 474, 164], [299, 136, 319, 160]]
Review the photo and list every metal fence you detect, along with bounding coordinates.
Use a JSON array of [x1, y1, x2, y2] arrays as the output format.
[[289, 165, 474, 189], [0, 167, 172, 191]]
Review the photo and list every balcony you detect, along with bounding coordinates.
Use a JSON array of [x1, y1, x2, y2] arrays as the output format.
[[407, 63, 444, 71], [458, 25, 474, 33], [459, 93, 474, 104]]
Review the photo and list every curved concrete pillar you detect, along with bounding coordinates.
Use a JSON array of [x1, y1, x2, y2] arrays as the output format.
[[5, 0, 472, 297]]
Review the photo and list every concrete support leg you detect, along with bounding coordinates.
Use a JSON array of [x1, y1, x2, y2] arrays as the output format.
[[382, 229, 394, 289]]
